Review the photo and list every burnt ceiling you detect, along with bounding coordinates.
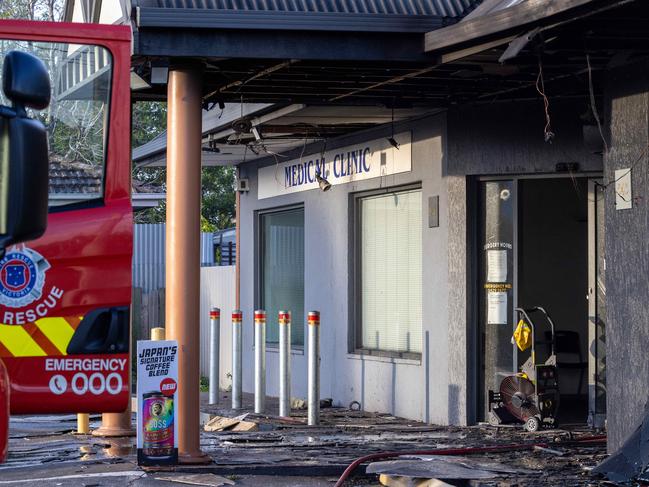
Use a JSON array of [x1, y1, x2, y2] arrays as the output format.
[[131, 0, 649, 164], [132, 1, 649, 108]]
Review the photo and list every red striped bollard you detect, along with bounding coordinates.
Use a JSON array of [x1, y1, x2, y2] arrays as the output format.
[[209, 307, 220, 405], [307, 311, 320, 425], [279, 311, 291, 417], [254, 310, 266, 413], [231, 310, 243, 409]]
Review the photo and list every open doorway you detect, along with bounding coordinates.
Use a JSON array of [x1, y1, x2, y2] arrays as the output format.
[[477, 176, 604, 426], [517, 178, 588, 424]]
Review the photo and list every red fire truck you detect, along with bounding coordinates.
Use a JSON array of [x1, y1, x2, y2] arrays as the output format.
[[0, 20, 132, 462]]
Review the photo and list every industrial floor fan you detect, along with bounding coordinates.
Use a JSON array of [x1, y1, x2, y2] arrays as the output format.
[[488, 307, 560, 432]]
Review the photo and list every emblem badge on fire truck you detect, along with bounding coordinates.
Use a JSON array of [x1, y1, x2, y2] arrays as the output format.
[[0, 247, 50, 308]]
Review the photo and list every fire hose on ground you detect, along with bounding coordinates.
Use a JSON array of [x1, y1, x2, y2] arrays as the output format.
[[333, 434, 607, 487]]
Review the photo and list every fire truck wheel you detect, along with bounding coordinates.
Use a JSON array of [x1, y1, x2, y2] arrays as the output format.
[[524, 416, 541, 432]]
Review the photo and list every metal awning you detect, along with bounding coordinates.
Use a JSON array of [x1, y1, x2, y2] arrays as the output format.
[[130, 0, 481, 84], [136, 7, 449, 33], [135, 0, 479, 19], [130, 0, 649, 168], [131, 0, 648, 106], [424, 0, 624, 53], [133, 103, 441, 167]]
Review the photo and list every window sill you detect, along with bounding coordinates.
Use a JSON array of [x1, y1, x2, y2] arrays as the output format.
[[266, 346, 304, 355], [347, 352, 421, 366]]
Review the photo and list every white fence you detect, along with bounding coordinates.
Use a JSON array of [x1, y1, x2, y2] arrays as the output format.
[[199, 265, 236, 385]]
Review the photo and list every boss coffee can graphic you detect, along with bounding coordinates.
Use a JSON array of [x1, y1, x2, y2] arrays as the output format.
[[142, 392, 174, 459], [137, 340, 178, 466]]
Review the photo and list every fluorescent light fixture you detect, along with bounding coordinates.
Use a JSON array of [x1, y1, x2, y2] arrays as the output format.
[[130, 71, 150, 91], [151, 66, 169, 85]]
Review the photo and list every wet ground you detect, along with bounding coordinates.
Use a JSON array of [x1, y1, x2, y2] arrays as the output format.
[[0, 392, 611, 486]]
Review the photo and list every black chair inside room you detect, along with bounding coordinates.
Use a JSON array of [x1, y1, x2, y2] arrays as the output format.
[[545, 330, 588, 396]]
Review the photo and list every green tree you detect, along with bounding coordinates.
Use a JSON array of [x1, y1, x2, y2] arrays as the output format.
[[0, 0, 62, 21], [0, 1, 105, 171], [201, 166, 236, 231], [131, 101, 235, 230], [0, 1, 235, 229], [131, 100, 167, 198], [132, 101, 167, 148], [131, 101, 166, 224]]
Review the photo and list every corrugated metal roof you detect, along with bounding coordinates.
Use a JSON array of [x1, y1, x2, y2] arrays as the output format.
[[137, 8, 450, 32], [462, 0, 524, 20], [132, 130, 167, 162], [136, 0, 481, 18], [132, 103, 272, 163]]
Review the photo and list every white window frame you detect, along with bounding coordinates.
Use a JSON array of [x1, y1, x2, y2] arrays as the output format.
[[351, 184, 423, 359]]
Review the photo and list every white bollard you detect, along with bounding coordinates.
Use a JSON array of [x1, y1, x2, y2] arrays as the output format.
[[231, 310, 243, 409], [209, 307, 220, 405], [278, 310, 291, 417], [307, 311, 320, 426], [254, 310, 266, 414]]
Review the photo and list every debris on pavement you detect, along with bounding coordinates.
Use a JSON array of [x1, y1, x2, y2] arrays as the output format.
[[366, 455, 536, 482], [320, 398, 333, 408], [204, 414, 258, 433], [532, 445, 565, 456], [290, 397, 306, 410], [288, 397, 332, 410], [0, 392, 610, 486], [593, 401, 649, 483], [156, 473, 236, 486], [230, 421, 259, 432], [377, 475, 461, 486], [200, 392, 608, 485]]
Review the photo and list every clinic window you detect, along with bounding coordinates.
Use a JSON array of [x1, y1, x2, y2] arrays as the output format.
[[259, 207, 305, 347], [355, 187, 422, 356]]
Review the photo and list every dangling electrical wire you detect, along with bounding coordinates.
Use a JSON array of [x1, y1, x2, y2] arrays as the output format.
[[318, 137, 327, 177], [587, 142, 649, 206], [535, 57, 555, 143], [586, 53, 608, 155], [270, 146, 290, 187]]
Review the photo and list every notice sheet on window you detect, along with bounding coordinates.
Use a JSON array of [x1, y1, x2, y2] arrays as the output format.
[[487, 249, 507, 283], [487, 291, 508, 325]]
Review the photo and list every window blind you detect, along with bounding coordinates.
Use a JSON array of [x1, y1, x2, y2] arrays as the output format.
[[360, 189, 422, 353], [261, 208, 305, 346]]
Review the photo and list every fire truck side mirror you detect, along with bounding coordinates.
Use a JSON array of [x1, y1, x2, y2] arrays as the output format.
[[2, 51, 51, 111], [0, 50, 51, 257]]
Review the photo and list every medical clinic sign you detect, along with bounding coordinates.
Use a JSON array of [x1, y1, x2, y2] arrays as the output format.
[[258, 132, 412, 199]]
